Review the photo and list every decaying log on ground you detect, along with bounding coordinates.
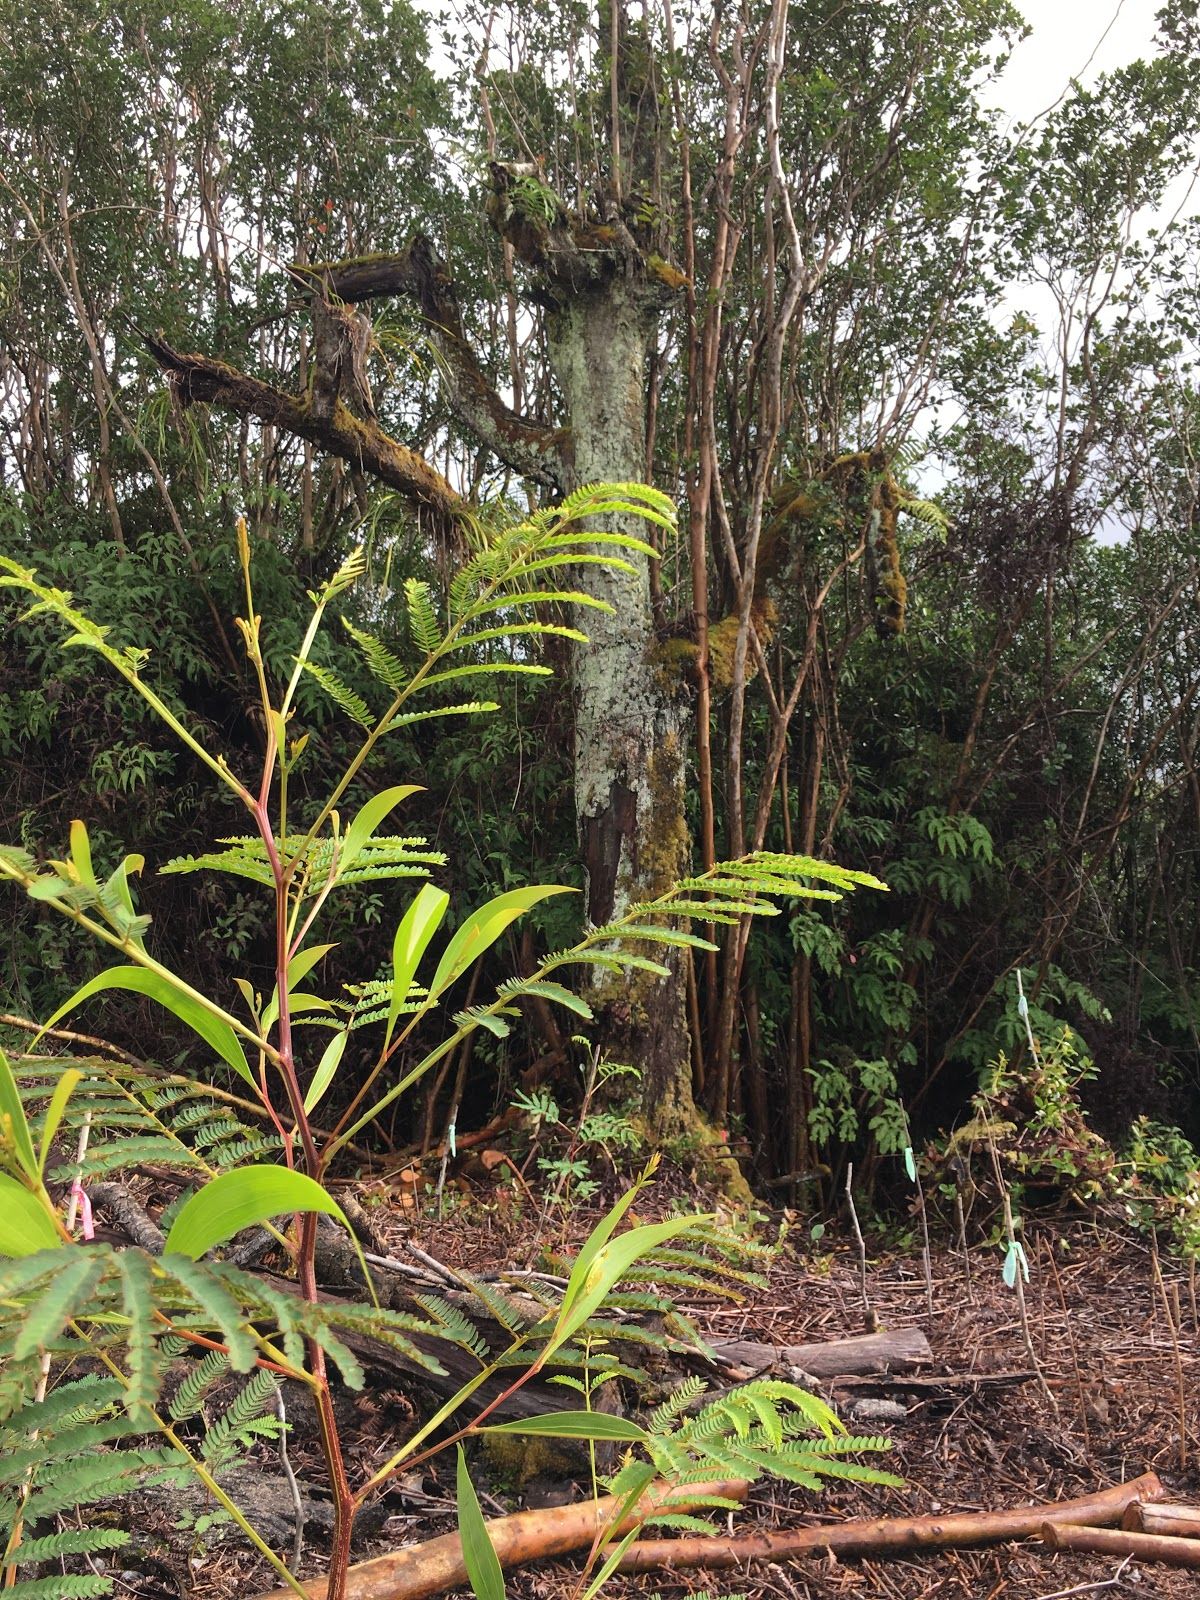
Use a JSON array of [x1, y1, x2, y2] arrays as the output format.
[[1122, 1500, 1200, 1537], [1042, 1520, 1200, 1566], [253, 1479, 749, 1600], [616, 1472, 1164, 1574], [267, 1235, 935, 1423], [711, 1327, 932, 1378]]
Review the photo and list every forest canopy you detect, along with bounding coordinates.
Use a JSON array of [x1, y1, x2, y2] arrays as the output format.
[[2, 0, 1200, 1197]]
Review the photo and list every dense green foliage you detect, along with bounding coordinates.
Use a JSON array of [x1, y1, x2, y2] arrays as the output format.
[[0, 490, 895, 1597], [2, 0, 1200, 1204]]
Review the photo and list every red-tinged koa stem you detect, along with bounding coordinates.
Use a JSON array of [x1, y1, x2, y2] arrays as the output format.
[[300, 1212, 355, 1600], [256, 782, 356, 1598]]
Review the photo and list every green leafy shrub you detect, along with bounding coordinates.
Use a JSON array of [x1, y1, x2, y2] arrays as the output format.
[[0, 489, 888, 1600]]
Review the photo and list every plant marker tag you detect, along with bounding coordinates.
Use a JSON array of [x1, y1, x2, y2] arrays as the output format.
[[1002, 1239, 1029, 1288], [448, 1122, 457, 1158], [903, 1146, 916, 1183], [70, 1178, 94, 1240]]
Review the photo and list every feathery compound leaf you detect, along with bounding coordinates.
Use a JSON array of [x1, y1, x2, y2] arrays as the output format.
[[497, 977, 592, 1019], [12, 1252, 103, 1357], [387, 700, 503, 729], [1, 1527, 129, 1564], [169, 1348, 231, 1421], [0, 1573, 115, 1597], [159, 835, 275, 884], [650, 1377, 707, 1433], [470, 589, 614, 616], [158, 1255, 258, 1371], [341, 617, 409, 692], [405, 578, 442, 651], [117, 1249, 159, 1422], [412, 1295, 491, 1362], [200, 1368, 280, 1469], [299, 661, 375, 728]]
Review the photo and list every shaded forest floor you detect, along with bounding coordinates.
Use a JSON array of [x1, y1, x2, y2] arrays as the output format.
[[166, 1178, 1200, 1600]]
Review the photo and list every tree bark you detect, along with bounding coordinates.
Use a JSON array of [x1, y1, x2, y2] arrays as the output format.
[[543, 273, 693, 1129]]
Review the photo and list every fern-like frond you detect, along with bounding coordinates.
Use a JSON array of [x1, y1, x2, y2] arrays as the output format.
[[404, 578, 441, 651], [0, 1570, 116, 1597], [200, 1368, 280, 1470], [412, 1295, 491, 1362], [649, 1376, 706, 1433], [169, 1348, 231, 1421], [159, 837, 274, 884], [299, 661, 375, 728], [340, 617, 409, 693], [458, 1275, 544, 1337], [385, 700, 502, 730]]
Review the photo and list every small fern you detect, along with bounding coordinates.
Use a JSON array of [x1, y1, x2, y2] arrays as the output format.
[[614, 1377, 901, 1499], [199, 1368, 281, 1471]]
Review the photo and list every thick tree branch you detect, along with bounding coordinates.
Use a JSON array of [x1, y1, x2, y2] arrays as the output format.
[[294, 237, 570, 494], [145, 332, 465, 523], [483, 163, 685, 310]]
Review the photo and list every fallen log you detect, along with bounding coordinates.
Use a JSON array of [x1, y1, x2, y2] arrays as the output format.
[[265, 1233, 936, 1423], [253, 1478, 749, 1600], [1122, 1501, 1200, 1538], [253, 1473, 1163, 1600], [712, 1327, 932, 1378], [617, 1472, 1165, 1573], [1041, 1521, 1200, 1567]]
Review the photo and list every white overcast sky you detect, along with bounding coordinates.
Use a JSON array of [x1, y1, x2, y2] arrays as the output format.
[[985, 0, 1166, 126]]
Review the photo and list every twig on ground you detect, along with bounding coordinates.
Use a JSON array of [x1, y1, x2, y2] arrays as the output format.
[[1033, 1554, 1133, 1599], [272, 1380, 304, 1574], [1042, 1521, 1200, 1567], [1150, 1234, 1188, 1472], [844, 1160, 869, 1314]]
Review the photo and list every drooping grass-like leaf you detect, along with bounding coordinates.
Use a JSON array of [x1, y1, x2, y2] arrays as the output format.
[[457, 1445, 506, 1600]]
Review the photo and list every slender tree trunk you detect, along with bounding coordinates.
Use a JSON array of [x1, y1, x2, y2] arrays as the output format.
[[547, 281, 695, 1132]]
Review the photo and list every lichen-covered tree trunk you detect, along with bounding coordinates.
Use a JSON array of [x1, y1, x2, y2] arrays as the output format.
[[547, 281, 695, 1133]]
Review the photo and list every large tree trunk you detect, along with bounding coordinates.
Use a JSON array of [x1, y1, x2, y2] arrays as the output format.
[[546, 280, 694, 1131], [148, 171, 705, 1136]]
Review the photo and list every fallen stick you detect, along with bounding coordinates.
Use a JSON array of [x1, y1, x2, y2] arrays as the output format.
[[1121, 1501, 1200, 1538], [712, 1326, 932, 1378], [1041, 1521, 1200, 1567], [616, 1472, 1164, 1573], [253, 1478, 748, 1600]]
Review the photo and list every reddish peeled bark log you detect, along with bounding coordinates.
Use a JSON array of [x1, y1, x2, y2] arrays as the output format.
[[1042, 1520, 1200, 1567], [253, 1479, 749, 1600], [616, 1472, 1164, 1573]]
